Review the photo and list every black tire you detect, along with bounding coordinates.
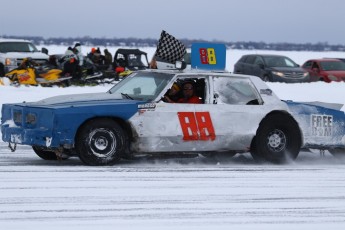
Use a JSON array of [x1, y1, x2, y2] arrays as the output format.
[[32, 146, 69, 160], [251, 113, 301, 164], [262, 75, 270, 82], [0, 63, 5, 76], [76, 118, 125, 166]]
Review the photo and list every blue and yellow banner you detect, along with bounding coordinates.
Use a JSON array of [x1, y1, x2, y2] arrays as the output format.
[[191, 43, 226, 70]]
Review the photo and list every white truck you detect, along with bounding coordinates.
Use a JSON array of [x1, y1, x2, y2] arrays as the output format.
[[0, 38, 49, 76]]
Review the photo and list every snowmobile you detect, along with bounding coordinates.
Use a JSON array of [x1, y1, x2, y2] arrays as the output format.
[[3, 58, 72, 87]]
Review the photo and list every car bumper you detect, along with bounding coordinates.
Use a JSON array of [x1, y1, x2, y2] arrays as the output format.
[[271, 75, 310, 83], [1, 125, 73, 148]]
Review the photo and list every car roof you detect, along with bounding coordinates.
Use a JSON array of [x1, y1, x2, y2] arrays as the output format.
[[308, 58, 342, 62], [139, 69, 251, 79], [0, 38, 32, 43], [243, 54, 288, 58], [115, 48, 147, 55]]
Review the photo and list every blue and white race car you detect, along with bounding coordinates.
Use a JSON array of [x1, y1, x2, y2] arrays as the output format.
[[1, 44, 345, 165]]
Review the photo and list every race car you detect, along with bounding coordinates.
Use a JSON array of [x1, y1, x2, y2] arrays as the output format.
[[1, 44, 345, 165]]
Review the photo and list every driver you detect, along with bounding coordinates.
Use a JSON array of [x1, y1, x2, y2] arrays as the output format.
[[177, 82, 202, 104]]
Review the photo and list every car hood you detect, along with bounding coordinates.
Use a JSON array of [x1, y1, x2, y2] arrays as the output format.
[[4, 52, 49, 59], [270, 67, 305, 73], [18, 92, 143, 109]]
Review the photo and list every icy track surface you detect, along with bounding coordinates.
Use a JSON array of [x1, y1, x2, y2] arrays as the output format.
[[1, 144, 345, 230]]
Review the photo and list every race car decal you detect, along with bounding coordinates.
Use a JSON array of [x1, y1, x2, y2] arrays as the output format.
[[138, 103, 156, 114], [311, 114, 333, 137], [199, 48, 217, 65], [18, 73, 31, 82], [138, 103, 156, 109], [178, 112, 216, 141]]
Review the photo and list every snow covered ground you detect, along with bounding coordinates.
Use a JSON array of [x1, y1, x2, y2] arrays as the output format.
[[1, 46, 345, 229]]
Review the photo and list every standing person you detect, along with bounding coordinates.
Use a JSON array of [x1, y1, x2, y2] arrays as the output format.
[[177, 82, 202, 104], [73, 43, 84, 66], [104, 49, 113, 68]]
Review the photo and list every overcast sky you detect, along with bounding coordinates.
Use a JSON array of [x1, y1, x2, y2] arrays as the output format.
[[1, 0, 344, 45]]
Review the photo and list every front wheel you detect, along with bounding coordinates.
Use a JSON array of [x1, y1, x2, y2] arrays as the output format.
[[76, 118, 125, 166], [262, 75, 270, 82], [251, 114, 301, 164]]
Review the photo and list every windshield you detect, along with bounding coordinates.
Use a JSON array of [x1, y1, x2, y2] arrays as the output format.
[[0, 42, 39, 53], [264, 56, 298, 68], [320, 61, 345, 71], [108, 71, 174, 101]]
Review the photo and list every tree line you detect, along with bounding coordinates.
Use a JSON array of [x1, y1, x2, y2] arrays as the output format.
[[1, 35, 345, 52]]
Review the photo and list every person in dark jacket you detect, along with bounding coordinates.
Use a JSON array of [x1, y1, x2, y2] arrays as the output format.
[[104, 49, 113, 67]]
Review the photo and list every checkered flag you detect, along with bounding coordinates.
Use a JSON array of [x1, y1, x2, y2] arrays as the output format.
[[155, 30, 186, 63]]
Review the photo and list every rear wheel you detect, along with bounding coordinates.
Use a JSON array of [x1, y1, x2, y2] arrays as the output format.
[[76, 118, 125, 166], [251, 114, 301, 164]]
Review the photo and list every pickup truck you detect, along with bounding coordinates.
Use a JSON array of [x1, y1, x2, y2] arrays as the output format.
[[0, 38, 49, 76]]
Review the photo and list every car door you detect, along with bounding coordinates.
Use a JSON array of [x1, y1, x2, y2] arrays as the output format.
[[306, 61, 321, 81], [243, 55, 256, 76], [194, 75, 274, 151], [251, 56, 265, 79], [130, 76, 208, 153]]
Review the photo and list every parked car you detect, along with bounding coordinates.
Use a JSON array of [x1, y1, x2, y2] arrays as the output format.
[[0, 38, 49, 76], [2, 69, 345, 166], [234, 54, 310, 83], [302, 59, 345, 82]]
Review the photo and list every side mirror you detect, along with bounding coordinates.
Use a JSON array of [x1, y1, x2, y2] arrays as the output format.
[[41, 47, 48, 55], [175, 61, 187, 70], [258, 63, 264, 69]]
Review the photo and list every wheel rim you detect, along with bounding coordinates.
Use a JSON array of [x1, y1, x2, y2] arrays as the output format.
[[88, 128, 117, 158], [266, 129, 286, 152]]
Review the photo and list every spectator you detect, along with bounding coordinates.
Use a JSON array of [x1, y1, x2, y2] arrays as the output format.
[[104, 49, 113, 67], [73, 43, 84, 66], [59, 47, 79, 77]]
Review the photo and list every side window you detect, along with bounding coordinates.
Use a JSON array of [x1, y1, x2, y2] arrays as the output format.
[[303, 61, 312, 69], [213, 76, 262, 105], [163, 77, 207, 104], [312, 62, 319, 69], [238, 55, 248, 63], [284, 58, 295, 67], [245, 56, 256, 64], [254, 56, 264, 65]]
